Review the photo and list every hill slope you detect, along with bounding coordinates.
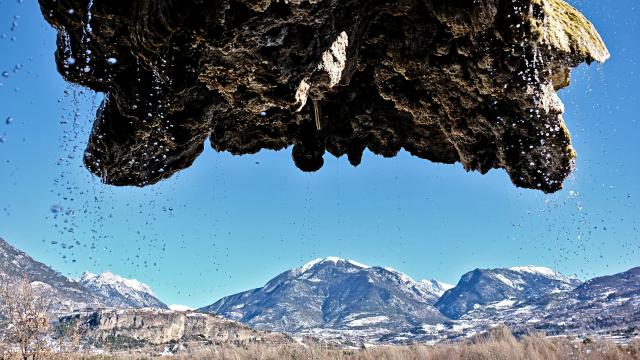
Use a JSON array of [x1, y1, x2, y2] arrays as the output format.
[[0, 237, 102, 313]]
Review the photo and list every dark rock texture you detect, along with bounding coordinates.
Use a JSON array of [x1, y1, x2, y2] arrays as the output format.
[[39, 0, 608, 192]]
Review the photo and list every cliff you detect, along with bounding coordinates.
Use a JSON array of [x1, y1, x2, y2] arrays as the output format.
[[57, 309, 292, 351]]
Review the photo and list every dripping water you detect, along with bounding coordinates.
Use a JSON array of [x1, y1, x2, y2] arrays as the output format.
[[82, 0, 94, 73]]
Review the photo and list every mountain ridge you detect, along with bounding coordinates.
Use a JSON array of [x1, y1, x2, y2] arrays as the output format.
[[2, 238, 637, 344], [0, 237, 167, 311], [435, 266, 582, 319], [0, 237, 102, 313], [79, 271, 169, 310], [198, 257, 637, 344], [199, 256, 450, 333]]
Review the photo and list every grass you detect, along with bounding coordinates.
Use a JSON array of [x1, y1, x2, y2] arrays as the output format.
[[48, 327, 639, 360], [530, 0, 610, 63]]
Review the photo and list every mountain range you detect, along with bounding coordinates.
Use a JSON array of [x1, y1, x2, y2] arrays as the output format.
[[1, 237, 638, 344], [0, 237, 168, 313], [435, 265, 582, 319], [199, 257, 451, 334], [200, 258, 639, 344], [0, 237, 101, 313]]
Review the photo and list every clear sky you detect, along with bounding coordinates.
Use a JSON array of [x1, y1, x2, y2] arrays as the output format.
[[0, 1, 638, 308]]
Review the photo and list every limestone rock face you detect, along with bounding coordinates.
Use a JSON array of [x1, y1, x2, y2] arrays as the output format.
[[38, 0, 608, 192], [58, 309, 292, 348]]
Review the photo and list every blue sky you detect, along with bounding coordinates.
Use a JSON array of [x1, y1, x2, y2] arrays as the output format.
[[0, 1, 638, 308]]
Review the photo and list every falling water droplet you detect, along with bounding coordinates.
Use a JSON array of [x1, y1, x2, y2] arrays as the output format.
[[1, 71, 9, 78], [107, 57, 118, 65]]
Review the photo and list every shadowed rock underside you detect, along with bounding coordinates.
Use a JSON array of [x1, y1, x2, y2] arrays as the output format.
[[38, 0, 608, 192]]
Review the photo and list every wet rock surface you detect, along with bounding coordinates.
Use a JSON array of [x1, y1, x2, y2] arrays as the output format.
[[39, 0, 608, 192]]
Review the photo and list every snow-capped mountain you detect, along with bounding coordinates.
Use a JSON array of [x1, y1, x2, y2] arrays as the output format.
[[573, 267, 640, 301], [0, 237, 103, 313], [0, 238, 167, 313], [199, 257, 449, 335], [199, 258, 636, 345], [80, 271, 168, 309], [435, 266, 581, 319], [3, 237, 637, 345], [444, 266, 640, 340]]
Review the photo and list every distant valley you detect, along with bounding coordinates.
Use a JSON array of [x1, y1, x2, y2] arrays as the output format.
[[1, 237, 638, 347]]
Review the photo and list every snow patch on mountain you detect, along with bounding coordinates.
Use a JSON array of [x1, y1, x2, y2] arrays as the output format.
[[169, 304, 194, 312], [422, 280, 453, 295], [510, 266, 577, 282], [494, 273, 523, 288], [80, 271, 168, 309], [346, 316, 389, 327], [295, 257, 369, 275], [81, 272, 155, 295]]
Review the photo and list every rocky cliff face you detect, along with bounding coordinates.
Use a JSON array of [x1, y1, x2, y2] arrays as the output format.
[[58, 309, 292, 350], [38, 0, 607, 192]]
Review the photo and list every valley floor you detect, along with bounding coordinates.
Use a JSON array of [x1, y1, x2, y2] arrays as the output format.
[[26, 328, 639, 360]]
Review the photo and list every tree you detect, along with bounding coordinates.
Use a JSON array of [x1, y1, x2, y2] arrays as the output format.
[[0, 276, 52, 360]]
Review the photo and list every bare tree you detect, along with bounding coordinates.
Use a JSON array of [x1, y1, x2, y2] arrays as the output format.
[[0, 338, 11, 360], [0, 277, 52, 360]]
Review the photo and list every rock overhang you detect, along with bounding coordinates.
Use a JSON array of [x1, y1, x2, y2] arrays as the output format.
[[38, 0, 608, 192]]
